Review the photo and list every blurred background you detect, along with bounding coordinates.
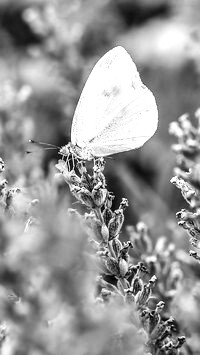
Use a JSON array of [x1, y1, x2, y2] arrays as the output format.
[[0, 0, 200, 239]]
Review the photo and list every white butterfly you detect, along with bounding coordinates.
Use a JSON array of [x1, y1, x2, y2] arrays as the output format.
[[60, 46, 158, 160]]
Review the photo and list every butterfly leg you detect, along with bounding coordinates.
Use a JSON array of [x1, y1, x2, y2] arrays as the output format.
[[72, 154, 75, 170], [66, 154, 71, 171]]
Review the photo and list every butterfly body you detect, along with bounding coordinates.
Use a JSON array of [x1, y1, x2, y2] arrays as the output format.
[[59, 143, 94, 160], [62, 46, 158, 160]]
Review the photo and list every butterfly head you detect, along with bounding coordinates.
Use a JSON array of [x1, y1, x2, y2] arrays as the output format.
[[59, 143, 95, 161], [59, 145, 70, 157]]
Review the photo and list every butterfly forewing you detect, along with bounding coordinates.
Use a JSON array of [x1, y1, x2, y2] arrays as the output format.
[[71, 46, 158, 157]]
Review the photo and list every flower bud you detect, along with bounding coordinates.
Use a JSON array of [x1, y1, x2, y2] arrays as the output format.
[[150, 322, 169, 342], [137, 262, 149, 276], [81, 172, 92, 190], [79, 187, 94, 208], [71, 186, 94, 208], [69, 171, 81, 187], [106, 193, 115, 208], [175, 336, 186, 349], [101, 223, 109, 242], [92, 182, 107, 207], [131, 276, 142, 295], [93, 158, 106, 180], [190, 235, 200, 247], [111, 238, 122, 257], [118, 257, 128, 277], [126, 265, 138, 279], [105, 255, 120, 277], [56, 160, 81, 187], [155, 301, 165, 314], [120, 242, 133, 262], [108, 210, 124, 239], [119, 198, 129, 210], [70, 185, 81, 200], [94, 157, 105, 172], [102, 207, 113, 225], [93, 168, 106, 187], [160, 341, 173, 352], [136, 283, 152, 307], [148, 275, 157, 289]]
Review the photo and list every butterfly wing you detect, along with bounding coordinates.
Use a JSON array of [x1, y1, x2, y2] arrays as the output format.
[[71, 46, 158, 157]]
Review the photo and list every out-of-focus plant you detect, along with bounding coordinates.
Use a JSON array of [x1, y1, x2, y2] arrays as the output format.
[[0, 78, 45, 189], [169, 110, 200, 263], [0, 81, 35, 175], [126, 223, 183, 311], [168, 110, 200, 355]]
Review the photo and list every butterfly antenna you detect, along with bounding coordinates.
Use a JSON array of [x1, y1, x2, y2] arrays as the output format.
[[29, 139, 59, 149], [25, 147, 58, 155]]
